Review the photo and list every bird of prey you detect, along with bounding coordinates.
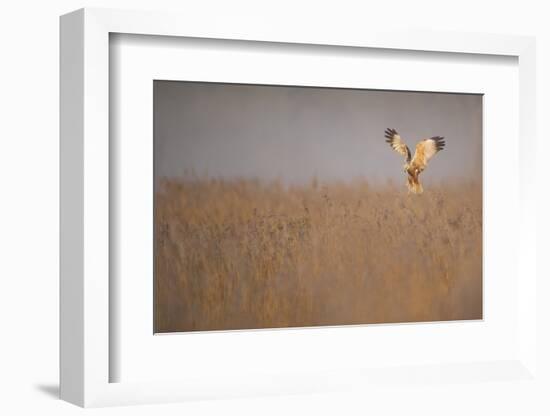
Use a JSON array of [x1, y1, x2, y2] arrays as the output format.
[[384, 128, 445, 194]]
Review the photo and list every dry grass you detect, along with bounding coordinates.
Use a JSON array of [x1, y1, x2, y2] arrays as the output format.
[[154, 178, 482, 332]]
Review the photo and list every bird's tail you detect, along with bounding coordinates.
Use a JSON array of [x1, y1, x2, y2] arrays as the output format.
[[407, 176, 423, 194]]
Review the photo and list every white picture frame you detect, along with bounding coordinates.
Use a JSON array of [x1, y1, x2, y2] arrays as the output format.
[[60, 7, 538, 408]]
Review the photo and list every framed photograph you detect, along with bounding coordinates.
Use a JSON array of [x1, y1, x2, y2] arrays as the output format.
[[60, 8, 538, 408]]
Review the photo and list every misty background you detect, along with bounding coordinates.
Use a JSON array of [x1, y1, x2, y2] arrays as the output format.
[[154, 81, 482, 185]]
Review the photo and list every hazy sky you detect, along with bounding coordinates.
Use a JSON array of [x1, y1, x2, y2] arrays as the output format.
[[154, 81, 482, 185]]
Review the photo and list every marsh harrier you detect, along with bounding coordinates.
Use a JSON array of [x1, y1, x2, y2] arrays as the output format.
[[384, 128, 445, 194]]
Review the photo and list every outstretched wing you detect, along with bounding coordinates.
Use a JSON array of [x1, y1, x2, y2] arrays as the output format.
[[384, 128, 411, 162], [411, 136, 445, 170]]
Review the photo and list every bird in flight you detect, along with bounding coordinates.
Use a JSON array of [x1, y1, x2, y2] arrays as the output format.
[[384, 128, 445, 194]]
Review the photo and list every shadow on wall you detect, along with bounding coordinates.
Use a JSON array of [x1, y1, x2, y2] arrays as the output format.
[[34, 384, 59, 399]]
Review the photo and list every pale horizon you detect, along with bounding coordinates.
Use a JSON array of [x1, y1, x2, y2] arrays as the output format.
[[154, 81, 482, 185]]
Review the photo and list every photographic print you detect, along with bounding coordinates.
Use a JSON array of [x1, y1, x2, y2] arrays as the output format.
[[154, 81, 482, 333]]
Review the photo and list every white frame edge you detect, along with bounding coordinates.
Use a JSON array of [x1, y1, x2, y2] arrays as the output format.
[[60, 9, 85, 406], [60, 7, 537, 407]]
